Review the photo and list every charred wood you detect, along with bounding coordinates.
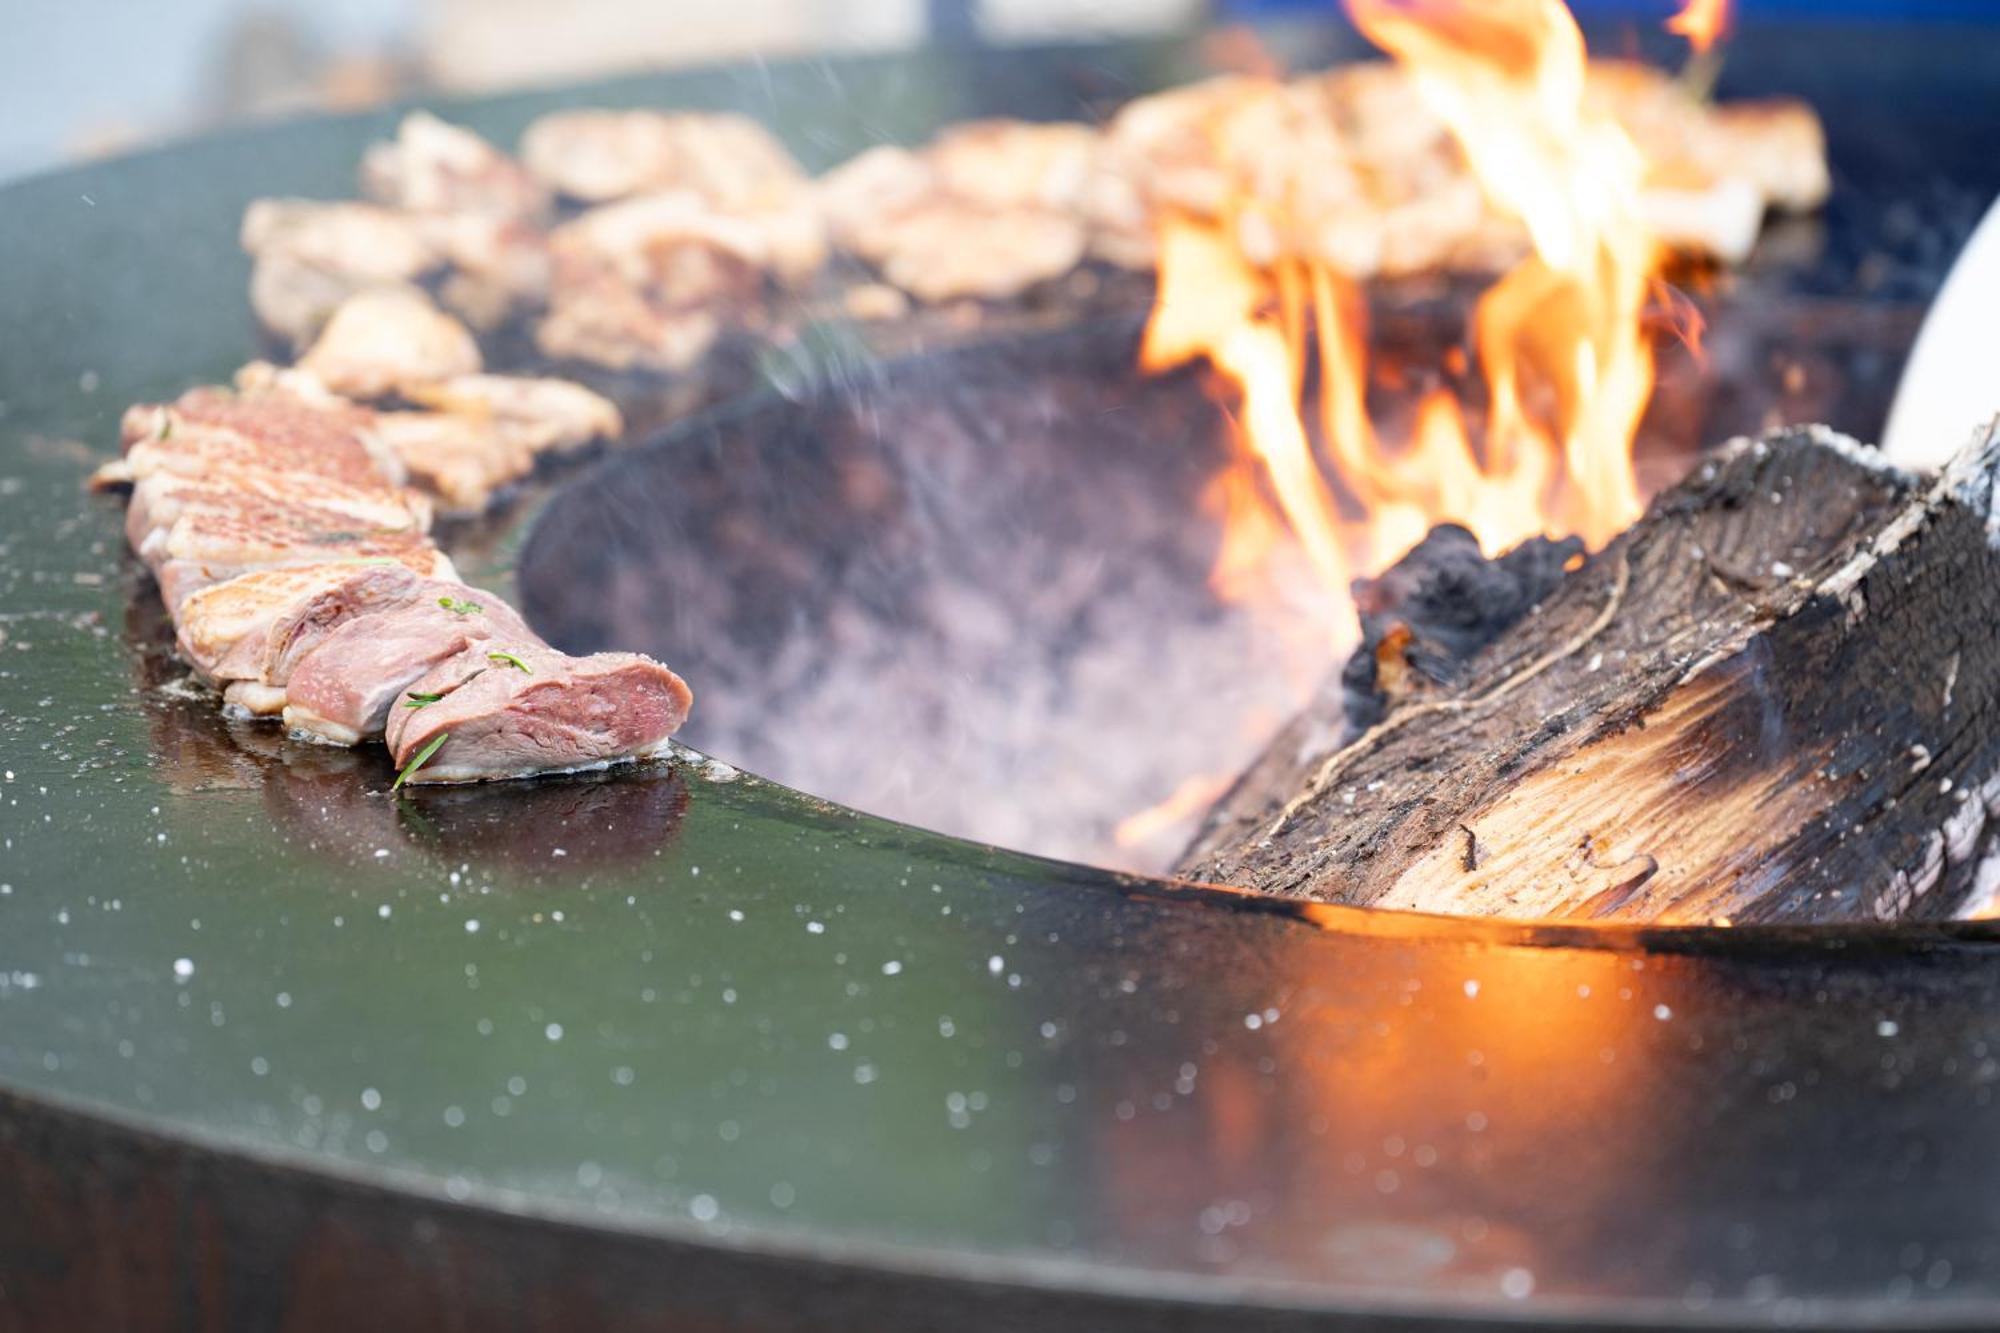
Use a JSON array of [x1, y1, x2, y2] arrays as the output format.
[[1176, 422, 2000, 923]]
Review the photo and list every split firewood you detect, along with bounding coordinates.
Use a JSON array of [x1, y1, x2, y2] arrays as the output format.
[[1176, 421, 2000, 923]]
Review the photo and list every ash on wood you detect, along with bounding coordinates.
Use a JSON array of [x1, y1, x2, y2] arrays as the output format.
[[1176, 421, 2000, 923]]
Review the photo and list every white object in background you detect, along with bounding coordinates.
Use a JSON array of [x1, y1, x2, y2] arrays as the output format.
[[1881, 193, 2000, 469]]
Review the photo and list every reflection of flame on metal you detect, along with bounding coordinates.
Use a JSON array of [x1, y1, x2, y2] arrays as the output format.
[[1114, 770, 1237, 853]]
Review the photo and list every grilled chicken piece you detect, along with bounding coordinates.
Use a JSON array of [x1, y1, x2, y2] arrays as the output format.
[[371, 411, 537, 516], [523, 115, 825, 371], [878, 203, 1087, 304], [386, 642, 691, 784], [520, 109, 810, 209], [405, 374, 622, 456], [535, 282, 723, 374], [818, 123, 1097, 302], [241, 199, 439, 344], [283, 591, 537, 746], [297, 285, 483, 400], [538, 192, 787, 373], [926, 120, 1100, 213], [174, 562, 423, 688], [361, 110, 548, 221], [418, 213, 554, 330]]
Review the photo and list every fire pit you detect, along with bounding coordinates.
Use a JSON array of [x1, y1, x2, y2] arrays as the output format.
[[3, 13, 2000, 1333]]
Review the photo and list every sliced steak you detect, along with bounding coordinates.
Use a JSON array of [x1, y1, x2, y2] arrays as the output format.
[[282, 590, 536, 745], [175, 562, 422, 685], [100, 387, 403, 491], [385, 642, 691, 785]]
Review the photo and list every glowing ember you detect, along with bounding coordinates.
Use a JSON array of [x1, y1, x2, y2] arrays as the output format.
[[1142, 0, 1685, 659]]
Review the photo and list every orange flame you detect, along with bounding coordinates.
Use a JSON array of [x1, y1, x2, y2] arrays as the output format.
[[1667, 0, 1733, 54], [1142, 0, 1664, 655]]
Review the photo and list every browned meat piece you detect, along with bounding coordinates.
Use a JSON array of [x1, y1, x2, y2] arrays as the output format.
[[360, 110, 548, 221], [818, 122, 1097, 303], [371, 411, 537, 516], [145, 497, 453, 611], [925, 119, 1099, 213], [876, 203, 1087, 304], [404, 374, 622, 456], [536, 195, 757, 373], [98, 387, 406, 492], [174, 562, 423, 688], [386, 642, 691, 785], [297, 285, 483, 400], [282, 589, 538, 746], [125, 467, 429, 555], [522, 113, 824, 371], [240, 199, 439, 344], [418, 213, 554, 330], [519, 109, 809, 209]]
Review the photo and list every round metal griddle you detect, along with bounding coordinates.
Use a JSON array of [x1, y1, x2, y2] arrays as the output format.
[[5, 20, 2000, 1332]]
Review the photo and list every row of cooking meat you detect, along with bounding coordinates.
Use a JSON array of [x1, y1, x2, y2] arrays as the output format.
[[93, 378, 691, 786], [248, 60, 1830, 376]]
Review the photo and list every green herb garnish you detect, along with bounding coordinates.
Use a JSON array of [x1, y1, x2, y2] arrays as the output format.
[[404, 691, 444, 709], [487, 649, 531, 673], [438, 596, 483, 616], [156, 416, 173, 442], [392, 732, 449, 791]]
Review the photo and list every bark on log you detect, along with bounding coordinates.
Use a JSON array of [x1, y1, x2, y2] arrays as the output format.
[[1175, 421, 2000, 923]]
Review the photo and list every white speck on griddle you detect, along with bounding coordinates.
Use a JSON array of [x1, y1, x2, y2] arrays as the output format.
[[465, 919, 480, 933], [881, 960, 903, 976], [852, 1063, 877, 1084], [172, 957, 193, 980], [545, 1022, 564, 1041], [689, 1194, 719, 1222], [1878, 1018, 1900, 1037], [827, 1032, 848, 1051], [361, 1087, 381, 1111]]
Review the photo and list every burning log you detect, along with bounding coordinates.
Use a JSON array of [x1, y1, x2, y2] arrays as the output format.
[[1176, 422, 2000, 923]]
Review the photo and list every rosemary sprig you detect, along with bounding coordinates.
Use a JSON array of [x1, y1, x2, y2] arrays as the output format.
[[487, 649, 531, 673], [438, 595, 483, 616], [393, 732, 449, 791], [404, 691, 444, 709]]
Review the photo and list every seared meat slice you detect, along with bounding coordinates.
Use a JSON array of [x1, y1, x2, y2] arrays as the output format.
[[405, 374, 622, 456], [102, 387, 405, 491], [297, 285, 483, 400], [282, 589, 536, 746], [127, 469, 428, 553], [174, 562, 425, 688], [144, 496, 452, 610], [371, 411, 536, 516], [519, 109, 809, 209], [386, 642, 691, 785], [360, 111, 548, 221]]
